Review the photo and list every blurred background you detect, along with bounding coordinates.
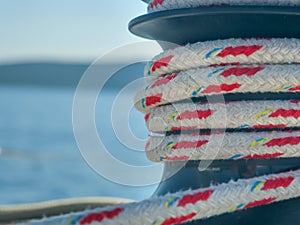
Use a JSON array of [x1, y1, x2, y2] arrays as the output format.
[[0, 0, 162, 204]]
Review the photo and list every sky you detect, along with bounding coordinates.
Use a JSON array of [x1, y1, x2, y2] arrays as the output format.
[[0, 0, 149, 63]]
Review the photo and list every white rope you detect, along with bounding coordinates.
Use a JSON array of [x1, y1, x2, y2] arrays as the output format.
[[146, 131, 300, 161], [17, 32, 300, 225], [146, 100, 300, 132], [130, 38, 300, 224], [148, 0, 300, 12], [135, 64, 300, 113], [145, 38, 300, 79], [19, 169, 300, 225], [19, 39, 300, 225]]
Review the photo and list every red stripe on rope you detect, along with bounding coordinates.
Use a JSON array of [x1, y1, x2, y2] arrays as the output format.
[[145, 113, 150, 122], [150, 0, 165, 8], [252, 124, 286, 129], [202, 83, 242, 94], [262, 176, 295, 191], [145, 94, 163, 107], [243, 153, 284, 159], [289, 85, 300, 91], [244, 197, 277, 209], [152, 55, 174, 72], [165, 156, 190, 161], [269, 109, 300, 119], [264, 136, 300, 147], [177, 190, 214, 207], [161, 213, 197, 225], [79, 208, 124, 225], [217, 45, 263, 58], [220, 66, 264, 77], [172, 140, 209, 150], [291, 100, 300, 104], [178, 110, 214, 120], [150, 73, 178, 88]]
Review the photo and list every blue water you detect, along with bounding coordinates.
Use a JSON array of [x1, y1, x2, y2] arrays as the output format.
[[0, 85, 161, 205]]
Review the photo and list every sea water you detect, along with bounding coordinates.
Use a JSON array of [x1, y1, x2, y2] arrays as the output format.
[[0, 85, 161, 205]]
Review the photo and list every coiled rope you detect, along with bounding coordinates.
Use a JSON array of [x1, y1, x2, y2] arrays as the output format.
[[145, 100, 300, 132], [148, 0, 300, 12], [18, 169, 300, 225], [18, 4, 300, 225], [146, 131, 300, 161], [18, 39, 300, 225]]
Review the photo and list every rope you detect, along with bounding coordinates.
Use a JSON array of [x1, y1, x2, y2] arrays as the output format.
[[146, 131, 300, 161], [0, 198, 133, 224], [136, 37, 300, 224], [17, 37, 300, 225], [18, 169, 300, 225], [135, 64, 300, 112], [144, 38, 300, 79], [146, 100, 300, 132], [148, 0, 300, 12], [16, 8, 300, 225]]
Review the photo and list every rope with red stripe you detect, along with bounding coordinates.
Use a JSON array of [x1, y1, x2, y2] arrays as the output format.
[[135, 64, 300, 113], [148, 0, 300, 12], [17, 28, 300, 225], [146, 131, 300, 162], [19, 169, 300, 225], [19, 37, 300, 225], [144, 38, 300, 80], [145, 100, 300, 133], [140, 38, 300, 163], [133, 37, 300, 223]]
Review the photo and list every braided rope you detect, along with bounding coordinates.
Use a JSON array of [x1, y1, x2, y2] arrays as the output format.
[[135, 64, 300, 113], [130, 38, 300, 223], [146, 100, 300, 132], [17, 26, 300, 225], [146, 131, 300, 161], [145, 38, 300, 79], [20, 39, 300, 225], [19, 169, 300, 225], [148, 0, 300, 12]]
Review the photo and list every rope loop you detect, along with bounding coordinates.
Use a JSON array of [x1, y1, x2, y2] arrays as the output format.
[[148, 0, 300, 12]]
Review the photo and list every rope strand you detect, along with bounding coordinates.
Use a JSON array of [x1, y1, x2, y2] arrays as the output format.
[[146, 100, 300, 132], [136, 64, 300, 112], [146, 131, 300, 161], [19, 169, 300, 225], [148, 0, 300, 12], [145, 38, 300, 79]]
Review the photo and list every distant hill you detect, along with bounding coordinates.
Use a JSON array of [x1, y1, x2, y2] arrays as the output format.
[[0, 62, 145, 88]]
